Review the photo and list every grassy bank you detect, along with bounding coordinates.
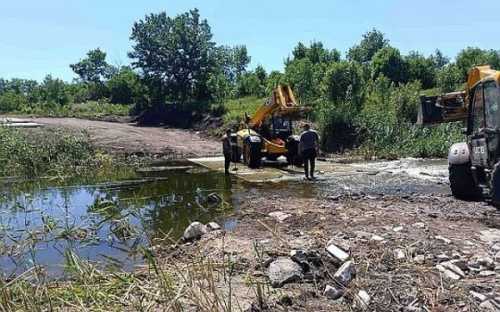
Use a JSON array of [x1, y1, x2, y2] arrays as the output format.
[[0, 126, 114, 177]]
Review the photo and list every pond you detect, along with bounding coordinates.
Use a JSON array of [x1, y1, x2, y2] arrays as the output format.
[[0, 167, 238, 278]]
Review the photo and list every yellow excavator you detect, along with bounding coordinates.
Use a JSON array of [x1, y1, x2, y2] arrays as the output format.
[[419, 65, 500, 206], [232, 85, 308, 168]]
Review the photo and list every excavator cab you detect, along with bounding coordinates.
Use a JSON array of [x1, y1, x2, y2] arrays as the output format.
[[418, 65, 500, 206]]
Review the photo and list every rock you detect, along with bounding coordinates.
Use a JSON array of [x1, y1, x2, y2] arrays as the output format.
[[183, 222, 207, 241], [477, 257, 495, 270], [491, 243, 500, 252], [394, 249, 405, 260], [436, 264, 462, 280], [470, 291, 488, 302], [495, 251, 500, 261], [267, 257, 303, 288], [393, 226, 404, 232], [440, 261, 466, 278], [480, 229, 500, 243], [334, 260, 356, 286], [414, 255, 425, 264], [478, 270, 496, 277], [326, 244, 350, 263], [479, 300, 499, 311], [207, 222, 221, 231], [435, 235, 451, 244], [268, 211, 291, 223], [370, 234, 385, 242], [323, 285, 344, 300], [413, 222, 426, 229], [355, 290, 371, 309], [436, 254, 451, 262], [450, 259, 469, 272]]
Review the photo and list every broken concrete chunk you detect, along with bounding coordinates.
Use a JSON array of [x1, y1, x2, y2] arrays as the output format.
[[323, 285, 344, 300], [268, 211, 291, 223], [370, 234, 385, 242], [478, 270, 496, 277], [479, 300, 499, 311], [436, 264, 461, 280], [394, 249, 405, 260], [183, 222, 207, 241], [435, 235, 451, 244], [267, 257, 303, 288], [440, 261, 466, 278], [477, 257, 495, 270], [414, 255, 425, 264], [326, 244, 350, 263], [207, 222, 221, 231], [355, 290, 371, 309], [470, 291, 488, 302], [393, 226, 404, 232], [413, 222, 426, 229], [334, 260, 356, 286]]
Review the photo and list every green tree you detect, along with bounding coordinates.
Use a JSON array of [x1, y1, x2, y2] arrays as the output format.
[[321, 61, 364, 110], [436, 64, 463, 92], [0, 91, 29, 112], [107, 67, 143, 104], [38, 75, 70, 106], [70, 48, 111, 83], [284, 58, 318, 102], [288, 41, 340, 65], [348, 29, 389, 63], [456, 47, 500, 79], [430, 49, 449, 68], [406, 52, 436, 89], [129, 9, 216, 106], [372, 47, 409, 83]]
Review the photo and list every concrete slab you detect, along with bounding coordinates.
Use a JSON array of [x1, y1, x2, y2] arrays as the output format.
[[188, 156, 369, 183]]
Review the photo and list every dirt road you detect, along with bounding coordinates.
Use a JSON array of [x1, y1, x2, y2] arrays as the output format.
[[29, 117, 221, 157]]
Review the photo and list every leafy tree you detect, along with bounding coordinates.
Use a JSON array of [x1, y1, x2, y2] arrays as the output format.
[[288, 41, 340, 65], [284, 58, 318, 102], [321, 61, 364, 110], [372, 47, 409, 83], [38, 75, 70, 106], [430, 49, 449, 68], [254, 65, 267, 85], [70, 48, 111, 83], [456, 47, 500, 79], [129, 9, 216, 106], [232, 45, 251, 77], [406, 52, 436, 89], [436, 64, 463, 92], [0, 91, 28, 112], [107, 67, 143, 104], [348, 29, 389, 63], [266, 71, 285, 94], [235, 71, 265, 97]]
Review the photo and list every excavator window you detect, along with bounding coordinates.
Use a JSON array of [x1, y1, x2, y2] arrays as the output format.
[[472, 84, 485, 132], [484, 81, 500, 129]]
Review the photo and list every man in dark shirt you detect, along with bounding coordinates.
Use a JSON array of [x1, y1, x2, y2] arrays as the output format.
[[222, 129, 233, 174], [299, 123, 320, 180]]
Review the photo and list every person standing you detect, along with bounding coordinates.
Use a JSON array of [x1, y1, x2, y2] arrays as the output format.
[[222, 129, 233, 175], [299, 123, 320, 180]]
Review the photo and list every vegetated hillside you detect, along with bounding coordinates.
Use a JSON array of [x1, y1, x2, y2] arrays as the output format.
[[1, 8, 498, 157]]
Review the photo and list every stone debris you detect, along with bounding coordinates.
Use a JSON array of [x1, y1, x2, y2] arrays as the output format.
[[478, 270, 496, 277], [323, 285, 344, 300], [183, 222, 208, 241], [440, 261, 466, 278], [480, 229, 500, 243], [355, 290, 371, 310], [394, 249, 405, 260], [470, 291, 487, 302], [436, 264, 462, 280], [479, 300, 500, 311], [370, 234, 385, 242], [267, 257, 303, 288], [393, 226, 404, 232], [435, 235, 451, 244], [413, 222, 426, 229], [268, 211, 291, 223], [326, 244, 350, 263], [414, 255, 425, 264], [334, 261, 356, 286], [207, 222, 221, 231]]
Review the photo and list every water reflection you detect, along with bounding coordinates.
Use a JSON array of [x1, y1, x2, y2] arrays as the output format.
[[0, 170, 236, 277]]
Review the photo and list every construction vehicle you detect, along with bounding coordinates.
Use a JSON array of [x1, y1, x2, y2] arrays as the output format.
[[418, 65, 500, 205], [233, 85, 308, 168]]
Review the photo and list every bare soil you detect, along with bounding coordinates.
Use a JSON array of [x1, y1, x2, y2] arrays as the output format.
[[29, 117, 221, 157]]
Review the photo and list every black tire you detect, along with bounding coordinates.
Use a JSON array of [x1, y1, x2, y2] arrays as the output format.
[[266, 154, 279, 161], [243, 140, 261, 168], [490, 162, 500, 209], [449, 163, 481, 200]]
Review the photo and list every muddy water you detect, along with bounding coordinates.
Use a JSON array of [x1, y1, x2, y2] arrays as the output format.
[[0, 168, 238, 277]]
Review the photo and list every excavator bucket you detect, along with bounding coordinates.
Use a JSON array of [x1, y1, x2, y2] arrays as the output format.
[[417, 91, 468, 125]]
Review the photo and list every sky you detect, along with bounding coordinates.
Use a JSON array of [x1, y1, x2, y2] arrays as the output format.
[[0, 0, 499, 81]]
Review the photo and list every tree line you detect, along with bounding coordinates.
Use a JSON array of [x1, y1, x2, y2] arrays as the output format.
[[1, 8, 499, 156]]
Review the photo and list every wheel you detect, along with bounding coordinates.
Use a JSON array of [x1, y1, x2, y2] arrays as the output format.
[[449, 163, 481, 200], [490, 162, 500, 208], [243, 140, 261, 168], [266, 154, 278, 161]]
